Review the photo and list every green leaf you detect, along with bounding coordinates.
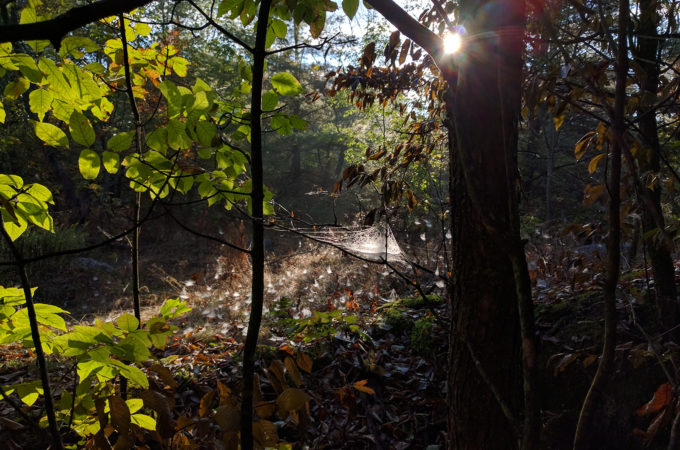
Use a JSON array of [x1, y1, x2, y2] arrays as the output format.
[[29, 89, 53, 121], [25, 183, 54, 205], [271, 18, 287, 38], [69, 111, 95, 146], [195, 121, 217, 147], [271, 114, 292, 135], [342, 0, 360, 19], [134, 23, 152, 36], [290, 115, 307, 130], [14, 381, 43, 406], [0, 101, 5, 123], [117, 313, 139, 332], [12, 54, 42, 83], [4, 77, 30, 101], [270, 72, 303, 96], [119, 364, 148, 389], [102, 151, 120, 174], [146, 128, 168, 153], [59, 36, 100, 59], [84, 62, 106, 74], [262, 90, 278, 111], [2, 210, 27, 241], [34, 122, 69, 148], [167, 119, 192, 150], [131, 413, 156, 430], [38, 58, 72, 100], [107, 131, 135, 152], [78, 149, 100, 180]]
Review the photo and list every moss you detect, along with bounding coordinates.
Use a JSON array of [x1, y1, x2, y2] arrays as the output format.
[[399, 294, 442, 309], [384, 307, 412, 333], [410, 317, 435, 355]]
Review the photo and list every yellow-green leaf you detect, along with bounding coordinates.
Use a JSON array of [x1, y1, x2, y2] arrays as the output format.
[[271, 72, 303, 96], [29, 89, 53, 122], [78, 149, 100, 180], [4, 77, 30, 101], [34, 122, 69, 148], [69, 111, 95, 147], [102, 151, 120, 174]]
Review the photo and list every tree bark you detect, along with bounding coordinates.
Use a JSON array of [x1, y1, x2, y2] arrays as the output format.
[[240, 1, 271, 448], [447, 0, 527, 446], [635, 0, 678, 329]]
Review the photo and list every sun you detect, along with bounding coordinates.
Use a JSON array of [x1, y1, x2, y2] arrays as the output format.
[[443, 31, 463, 55]]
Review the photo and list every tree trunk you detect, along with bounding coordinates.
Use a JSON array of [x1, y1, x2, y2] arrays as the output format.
[[446, 0, 527, 447], [636, 0, 678, 329]]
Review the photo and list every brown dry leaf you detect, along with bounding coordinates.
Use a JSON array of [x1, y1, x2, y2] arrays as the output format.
[[636, 383, 673, 417], [93, 430, 113, 450], [222, 430, 239, 450], [0, 417, 23, 430], [109, 395, 131, 433], [253, 420, 279, 447], [553, 353, 579, 376], [175, 415, 195, 432], [214, 404, 240, 432], [266, 369, 284, 395], [269, 360, 287, 390], [255, 401, 276, 419], [149, 364, 178, 388], [277, 388, 311, 418], [353, 379, 376, 395], [582, 354, 598, 369], [285, 356, 303, 387], [141, 389, 175, 439], [296, 351, 313, 374], [199, 390, 217, 418], [217, 380, 232, 405]]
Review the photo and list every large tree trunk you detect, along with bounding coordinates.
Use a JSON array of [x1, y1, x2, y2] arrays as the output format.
[[636, 0, 678, 329], [446, 0, 526, 447]]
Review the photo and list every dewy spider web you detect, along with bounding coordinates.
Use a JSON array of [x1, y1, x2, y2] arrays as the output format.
[[298, 223, 406, 263]]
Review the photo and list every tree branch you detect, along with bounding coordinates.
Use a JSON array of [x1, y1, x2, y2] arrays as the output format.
[[0, 0, 154, 48], [366, 0, 443, 58]]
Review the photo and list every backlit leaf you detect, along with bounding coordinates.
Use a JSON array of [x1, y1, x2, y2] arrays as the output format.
[[102, 151, 120, 174], [35, 122, 69, 148], [271, 72, 303, 96], [29, 89, 53, 121], [107, 131, 135, 152], [116, 313, 139, 332], [78, 149, 100, 180], [69, 111, 95, 147]]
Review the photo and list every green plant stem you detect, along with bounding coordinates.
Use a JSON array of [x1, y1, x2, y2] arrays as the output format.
[[240, 1, 272, 449], [0, 227, 63, 450]]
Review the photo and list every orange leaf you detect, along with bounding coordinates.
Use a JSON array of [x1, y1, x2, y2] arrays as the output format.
[[636, 383, 672, 417], [353, 379, 375, 395]]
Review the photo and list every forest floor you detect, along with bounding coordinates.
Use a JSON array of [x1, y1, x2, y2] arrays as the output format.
[[0, 221, 679, 449]]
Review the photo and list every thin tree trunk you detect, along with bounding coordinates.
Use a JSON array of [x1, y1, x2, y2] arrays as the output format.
[[1, 228, 63, 450], [240, 1, 271, 448], [573, 0, 626, 446], [636, 0, 678, 329], [119, 14, 142, 325]]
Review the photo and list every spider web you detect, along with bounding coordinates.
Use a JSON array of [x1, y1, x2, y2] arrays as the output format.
[[300, 223, 406, 263]]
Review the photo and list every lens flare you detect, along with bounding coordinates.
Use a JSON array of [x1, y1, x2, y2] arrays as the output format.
[[444, 31, 463, 55]]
